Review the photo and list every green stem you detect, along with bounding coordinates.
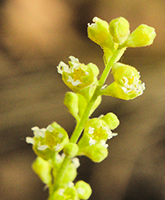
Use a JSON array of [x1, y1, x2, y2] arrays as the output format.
[[99, 49, 122, 85], [53, 156, 70, 190], [70, 92, 98, 143], [70, 49, 122, 143]]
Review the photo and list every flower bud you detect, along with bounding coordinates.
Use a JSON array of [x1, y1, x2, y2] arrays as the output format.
[[64, 92, 79, 120], [63, 143, 79, 158], [85, 143, 108, 163], [75, 180, 92, 199], [57, 56, 99, 92], [88, 17, 114, 49], [125, 24, 156, 47], [100, 112, 120, 130], [44, 122, 69, 152], [109, 17, 130, 44], [32, 157, 52, 184]]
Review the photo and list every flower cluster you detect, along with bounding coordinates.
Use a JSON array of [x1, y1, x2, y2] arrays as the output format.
[[88, 16, 156, 49], [26, 16, 156, 200], [87, 16, 156, 100]]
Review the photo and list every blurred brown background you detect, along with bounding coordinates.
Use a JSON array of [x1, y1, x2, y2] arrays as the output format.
[[0, 0, 165, 200]]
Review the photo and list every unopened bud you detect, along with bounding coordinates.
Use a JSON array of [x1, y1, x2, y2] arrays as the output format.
[[32, 157, 52, 184], [75, 180, 92, 199], [109, 17, 130, 44], [64, 92, 79, 120], [125, 24, 156, 47], [88, 17, 114, 49], [85, 143, 108, 163], [100, 112, 120, 130]]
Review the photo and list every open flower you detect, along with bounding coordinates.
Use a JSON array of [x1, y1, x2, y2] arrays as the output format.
[[102, 62, 145, 100], [57, 56, 99, 92], [26, 122, 69, 159], [84, 118, 117, 147], [78, 118, 117, 150]]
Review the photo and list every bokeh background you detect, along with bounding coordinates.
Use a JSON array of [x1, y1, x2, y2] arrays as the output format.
[[0, 0, 165, 199]]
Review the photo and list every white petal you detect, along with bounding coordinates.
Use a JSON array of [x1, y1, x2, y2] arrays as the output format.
[[58, 132, 63, 138], [46, 125, 54, 132], [88, 127, 95, 134], [37, 145, 48, 151], [72, 158, 80, 168], [57, 61, 69, 74], [89, 138, 96, 146], [58, 189, 65, 196], [67, 76, 81, 86], [55, 144, 61, 151], [69, 56, 79, 63], [26, 137, 34, 144], [77, 188, 85, 195]]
